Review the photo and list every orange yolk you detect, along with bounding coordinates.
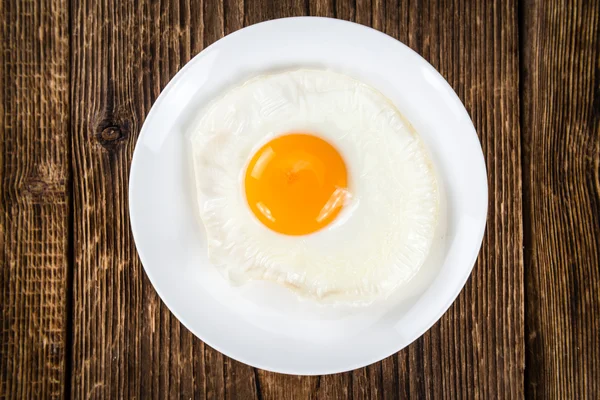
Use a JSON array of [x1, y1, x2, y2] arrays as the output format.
[[244, 133, 348, 236]]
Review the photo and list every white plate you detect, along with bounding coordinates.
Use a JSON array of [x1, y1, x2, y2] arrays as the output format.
[[129, 17, 487, 375]]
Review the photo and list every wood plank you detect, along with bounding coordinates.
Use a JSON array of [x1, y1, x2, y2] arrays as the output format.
[[0, 0, 71, 398], [70, 0, 198, 398], [70, 0, 261, 398], [521, 0, 600, 397]]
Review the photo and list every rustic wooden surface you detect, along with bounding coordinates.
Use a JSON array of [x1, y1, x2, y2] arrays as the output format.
[[1, 0, 598, 399], [1, 0, 71, 398], [521, 0, 600, 398]]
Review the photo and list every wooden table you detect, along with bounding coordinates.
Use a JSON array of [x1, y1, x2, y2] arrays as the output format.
[[1, 0, 599, 398]]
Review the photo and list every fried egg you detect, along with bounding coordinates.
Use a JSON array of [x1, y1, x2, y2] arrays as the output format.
[[190, 69, 438, 304]]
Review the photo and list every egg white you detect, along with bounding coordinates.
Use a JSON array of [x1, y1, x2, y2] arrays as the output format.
[[190, 69, 439, 304]]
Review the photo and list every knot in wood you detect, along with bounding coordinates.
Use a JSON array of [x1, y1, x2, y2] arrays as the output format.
[[101, 126, 122, 142], [25, 179, 49, 195], [95, 123, 128, 150], [20, 169, 66, 203]]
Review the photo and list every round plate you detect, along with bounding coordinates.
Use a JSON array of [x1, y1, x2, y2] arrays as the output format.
[[129, 17, 487, 375]]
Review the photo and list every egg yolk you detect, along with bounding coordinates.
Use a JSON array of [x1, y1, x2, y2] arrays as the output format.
[[245, 133, 348, 236]]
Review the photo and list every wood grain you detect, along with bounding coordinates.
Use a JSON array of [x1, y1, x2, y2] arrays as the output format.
[[69, 0, 261, 398], [71, 0, 192, 397], [16, 0, 600, 398], [521, 0, 600, 398], [0, 0, 71, 398]]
